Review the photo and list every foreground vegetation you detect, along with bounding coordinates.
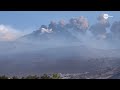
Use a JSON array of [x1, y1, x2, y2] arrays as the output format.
[[0, 73, 61, 79]]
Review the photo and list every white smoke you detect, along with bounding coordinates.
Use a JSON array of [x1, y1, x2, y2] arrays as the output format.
[[0, 24, 23, 41], [41, 28, 53, 33]]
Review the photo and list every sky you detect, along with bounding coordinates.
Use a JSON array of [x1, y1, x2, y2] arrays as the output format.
[[0, 11, 119, 30], [0, 11, 120, 41]]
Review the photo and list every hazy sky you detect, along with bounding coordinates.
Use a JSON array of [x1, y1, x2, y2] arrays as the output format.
[[0, 11, 119, 31]]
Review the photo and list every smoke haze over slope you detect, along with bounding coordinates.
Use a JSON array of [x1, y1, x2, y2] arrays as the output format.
[[0, 12, 120, 76]]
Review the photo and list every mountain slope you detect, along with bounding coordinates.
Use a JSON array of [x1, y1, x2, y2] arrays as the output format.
[[0, 45, 120, 76], [19, 26, 80, 43]]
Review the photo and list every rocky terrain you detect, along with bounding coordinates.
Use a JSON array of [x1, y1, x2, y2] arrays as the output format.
[[0, 45, 120, 78]]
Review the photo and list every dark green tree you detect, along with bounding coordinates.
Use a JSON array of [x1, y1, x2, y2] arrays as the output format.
[[0, 75, 8, 79], [51, 73, 61, 79], [25, 75, 40, 79], [40, 74, 51, 79], [12, 76, 19, 79]]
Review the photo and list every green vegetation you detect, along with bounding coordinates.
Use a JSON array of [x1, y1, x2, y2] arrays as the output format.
[[12, 76, 19, 79], [0, 73, 62, 79], [0, 75, 9, 79], [51, 73, 61, 79], [40, 74, 52, 79], [25, 75, 40, 79]]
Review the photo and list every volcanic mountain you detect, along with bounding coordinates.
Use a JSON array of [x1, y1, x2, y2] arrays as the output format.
[[19, 25, 80, 43]]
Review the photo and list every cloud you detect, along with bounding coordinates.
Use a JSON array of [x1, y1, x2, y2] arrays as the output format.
[[110, 21, 120, 40], [0, 24, 23, 41], [58, 19, 66, 27], [89, 14, 110, 39]]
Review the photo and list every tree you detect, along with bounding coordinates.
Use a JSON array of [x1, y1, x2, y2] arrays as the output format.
[[0, 75, 8, 79], [21, 77, 25, 79], [25, 75, 40, 79], [40, 74, 51, 79], [12, 76, 19, 79], [51, 73, 61, 79]]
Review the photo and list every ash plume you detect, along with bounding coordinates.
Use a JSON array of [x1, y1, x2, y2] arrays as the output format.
[[89, 14, 110, 40], [110, 21, 120, 40], [67, 16, 89, 34]]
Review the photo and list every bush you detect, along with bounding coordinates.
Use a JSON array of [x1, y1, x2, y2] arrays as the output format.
[[51, 73, 61, 79], [25, 75, 40, 79], [0, 75, 8, 79], [40, 74, 51, 79], [12, 76, 19, 79]]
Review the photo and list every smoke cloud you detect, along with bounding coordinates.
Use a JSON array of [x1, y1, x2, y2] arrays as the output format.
[[41, 28, 53, 33], [1, 14, 120, 50], [110, 21, 120, 40], [89, 14, 110, 40], [68, 16, 89, 34]]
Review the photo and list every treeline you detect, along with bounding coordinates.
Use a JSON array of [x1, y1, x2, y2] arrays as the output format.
[[0, 73, 61, 79]]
